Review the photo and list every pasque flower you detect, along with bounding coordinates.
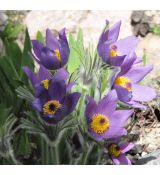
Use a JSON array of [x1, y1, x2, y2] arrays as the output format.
[[23, 65, 75, 97], [110, 54, 156, 109], [32, 78, 81, 124], [32, 28, 69, 70], [107, 140, 134, 165], [97, 20, 139, 66], [85, 90, 134, 141]]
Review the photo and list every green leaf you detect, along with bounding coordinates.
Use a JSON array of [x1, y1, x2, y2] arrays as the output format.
[[36, 31, 45, 44], [67, 32, 82, 74]]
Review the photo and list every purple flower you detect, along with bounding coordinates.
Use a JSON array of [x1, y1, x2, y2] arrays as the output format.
[[85, 90, 134, 141], [32, 79, 81, 124], [108, 141, 134, 165], [97, 20, 139, 66], [110, 55, 157, 109], [32, 28, 69, 70], [23, 65, 75, 97]]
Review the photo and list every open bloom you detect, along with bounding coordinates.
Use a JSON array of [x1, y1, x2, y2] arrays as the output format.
[[110, 55, 156, 109], [32, 79, 81, 124], [85, 90, 134, 141], [97, 20, 139, 66], [32, 28, 69, 70], [107, 141, 134, 165], [23, 65, 75, 97]]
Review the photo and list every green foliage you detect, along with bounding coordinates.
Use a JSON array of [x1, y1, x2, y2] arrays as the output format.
[[150, 24, 160, 35]]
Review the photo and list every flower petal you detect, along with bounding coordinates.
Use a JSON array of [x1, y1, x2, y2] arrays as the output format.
[[124, 64, 153, 83], [108, 21, 121, 42], [85, 96, 98, 122], [115, 36, 139, 56], [127, 100, 147, 109], [40, 47, 62, 70], [97, 90, 118, 116], [46, 28, 59, 50], [32, 98, 42, 112], [54, 68, 68, 82], [109, 55, 125, 67], [112, 157, 120, 165], [120, 142, 135, 153], [118, 154, 131, 165], [132, 84, 156, 102], [48, 79, 66, 101], [119, 52, 137, 75], [32, 40, 44, 59], [114, 84, 132, 102], [104, 127, 127, 139], [110, 109, 134, 126], [37, 65, 52, 81], [61, 92, 81, 117], [22, 66, 38, 86]]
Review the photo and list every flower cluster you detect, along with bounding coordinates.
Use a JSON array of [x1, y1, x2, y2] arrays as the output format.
[[23, 28, 81, 124], [23, 20, 156, 165]]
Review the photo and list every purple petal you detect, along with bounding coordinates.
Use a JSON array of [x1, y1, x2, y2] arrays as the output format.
[[97, 90, 118, 116], [132, 84, 156, 102], [32, 98, 42, 112], [109, 55, 125, 67], [66, 81, 76, 92], [114, 84, 132, 102], [108, 21, 121, 42], [85, 96, 98, 122], [115, 36, 139, 56], [127, 100, 147, 109], [120, 142, 134, 153], [54, 68, 68, 81], [61, 92, 81, 117], [22, 66, 38, 86], [37, 65, 52, 81], [104, 127, 127, 139], [124, 64, 153, 83], [110, 109, 134, 126], [118, 154, 132, 165], [109, 67, 121, 87], [119, 52, 137, 75], [46, 28, 59, 50], [40, 47, 62, 70], [88, 129, 104, 141], [32, 40, 44, 59], [48, 80, 66, 101], [112, 157, 120, 165]]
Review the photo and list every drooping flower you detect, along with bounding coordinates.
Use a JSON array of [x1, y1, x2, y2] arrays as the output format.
[[31, 28, 70, 70], [107, 140, 134, 165], [85, 90, 134, 141], [97, 20, 139, 66], [32, 78, 81, 124], [23, 65, 75, 97], [110, 55, 157, 109]]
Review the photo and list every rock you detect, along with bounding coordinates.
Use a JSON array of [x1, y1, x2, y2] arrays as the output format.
[[136, 150, 160, 165], [0, 11, 8, 30], [136, 33, 160, 83], [24, 11, 133, 44], [131, 11, 144, 24]]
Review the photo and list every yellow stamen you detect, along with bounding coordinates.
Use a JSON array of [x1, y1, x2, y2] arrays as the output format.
[[43, 100, 61, 115], [41, 79, 49, 89], [54, 49, 61, 62], [110, 49, 119, 57], [90, 114, 109, 134], [115, 76, 132, 92], [108, 144, 121, 157]]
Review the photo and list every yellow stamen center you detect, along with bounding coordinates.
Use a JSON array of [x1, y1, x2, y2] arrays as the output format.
[[110, 49, 119, 57], [115, 76, 132, 92], [90, 114, 109, 134], [41, 79, 49, 89], [54, 49, 61, 62], [43, 100, 61, 115], [108, 144, 121, 157]]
